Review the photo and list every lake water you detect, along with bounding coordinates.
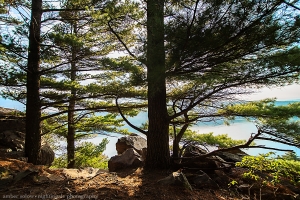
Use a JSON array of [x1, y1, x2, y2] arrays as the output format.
[[0, 98, 299, 157], [90, 101, 300, 157]]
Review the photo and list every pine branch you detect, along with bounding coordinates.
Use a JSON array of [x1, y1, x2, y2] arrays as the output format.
[[42, 6, 105, 13], [256, 136, 299, 148], [107, 20, 137, 60], [283, 0, 300, 10], [245, 145, 294, 152], [169, 67, 300, 121], [115, 97, 148, 135], [180, 129, 257, 160]]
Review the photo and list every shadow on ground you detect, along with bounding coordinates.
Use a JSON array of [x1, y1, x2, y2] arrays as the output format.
[[0, 157, 299, 200]]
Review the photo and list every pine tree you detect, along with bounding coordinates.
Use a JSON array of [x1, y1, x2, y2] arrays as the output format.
[[0, 0, 144, 165], [24, 0, 43, 164], [40, 0, 144, 168], [115, 0, 300, 169]]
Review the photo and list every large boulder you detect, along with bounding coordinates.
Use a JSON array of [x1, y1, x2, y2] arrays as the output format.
[[216, 151, 243, 162], [0, 107, 26, 151], [182, 145, 207, 157], [0, 129, 54, 166], [0, 130, 25, 151], [157, 171, 193, 190], [38, 142, 55, 166], [190, 170, 219, 189], [108, 148, 144, 172], [0, 107, 25, 133], [116, 135, 147, 156], [180, 145, 237, 173], [0, 107, 55, 166]]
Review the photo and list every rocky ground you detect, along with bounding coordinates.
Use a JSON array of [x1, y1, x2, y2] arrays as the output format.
[[1, 156, 300, 200]]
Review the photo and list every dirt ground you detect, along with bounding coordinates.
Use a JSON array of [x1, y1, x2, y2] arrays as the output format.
[[0, 157, 299, 200]]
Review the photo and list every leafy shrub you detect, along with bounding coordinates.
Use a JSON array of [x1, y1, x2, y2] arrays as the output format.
[[51, 139, 109, 169], [184, 131, 247, 148], [74, 140, 109, 169], [277, 151, 300, 161], [236, 152, 300, 185]]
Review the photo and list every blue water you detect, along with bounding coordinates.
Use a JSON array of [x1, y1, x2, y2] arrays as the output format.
[[0, 98, 299, 157], [0, 98, 25, 111]]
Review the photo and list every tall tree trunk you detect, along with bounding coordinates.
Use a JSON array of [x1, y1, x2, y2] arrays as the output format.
[[145, 0, 170, 169], [25, 0, 42, 164], [67, 23, 77, 169], [67, 94, 76, 168]]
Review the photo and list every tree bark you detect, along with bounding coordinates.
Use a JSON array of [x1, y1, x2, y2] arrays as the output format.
[[25, 0, 42, 164], [67, 94, 76, 168], [67, 22, 77, 169], [172, 123, 189, 159], [172, 113, 190, 158], [145, 0, 170, 169]]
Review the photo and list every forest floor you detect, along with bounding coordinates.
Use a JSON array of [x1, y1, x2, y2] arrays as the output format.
[[0, 157, 299, 200]]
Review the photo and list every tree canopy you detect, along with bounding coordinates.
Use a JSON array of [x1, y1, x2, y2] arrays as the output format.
[[125, 0, 300, 168], [0, 0, 299, 169]]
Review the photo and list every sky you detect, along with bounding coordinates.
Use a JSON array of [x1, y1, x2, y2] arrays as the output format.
[[241, 84, 300, 101]]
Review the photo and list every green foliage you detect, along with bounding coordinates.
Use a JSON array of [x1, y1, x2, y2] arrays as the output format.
[[277, 151, 300, 161], [74, 114, 125, 134], [36, 0, 145, 168], [0, 0, 6, 14], [51, 139, 109, 169], [236, 152, 300, 185], [183, 131, 247, 148], [51, 154, 68, 168], [42, 112, 131, 138], [220, 99, 300, 119], [74, 140, 109, 168], [228, 180, 238, 188], [219, 99, 300, 147]]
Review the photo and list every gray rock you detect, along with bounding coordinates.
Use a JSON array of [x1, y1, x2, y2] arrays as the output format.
[[216, 151, 243, 162], [0, 130, 25, 151], [108, 148, 144, 172], [191, 170, 219, 189], [0, 110, 54, 166], [116, 135, 147, 156], [0, 118, 25, 133], [0, 107, 21, 116], [182, 157, 221, 172], [13, 170, 35, 183], [62, 167, 107, 180], [182, 145, 207, 157], [38, 142, 55, 166], [157, 171, 193, 190], [33, 171, 66, 183]]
